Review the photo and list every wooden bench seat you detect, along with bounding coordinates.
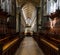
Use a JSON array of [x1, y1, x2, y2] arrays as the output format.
[[0, 33, 23, 55], [40, 38, 59, 51], [33, 32, 60, 55], [0, 35, 12, 46], [51, 38, 60, 43], [3, 37, 19, 53]]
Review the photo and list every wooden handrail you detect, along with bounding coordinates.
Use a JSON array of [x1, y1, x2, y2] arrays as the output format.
[[50, 38, 60, 43], [0, 33, 19, 42], [3, 37, 19, 52], [0, 37, 9, 42], [0, 32, 23, 55], [40, 38, 59, 51]]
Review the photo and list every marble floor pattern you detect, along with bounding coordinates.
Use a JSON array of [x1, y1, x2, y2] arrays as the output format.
[[15, 37, 44, 55]]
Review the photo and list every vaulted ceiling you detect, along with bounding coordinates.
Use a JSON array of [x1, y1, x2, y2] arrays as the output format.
[[22, 3, 36, 19], [22, 3, 36, 25], [16, 0, 40, 7], [16, 0, 40, 26]]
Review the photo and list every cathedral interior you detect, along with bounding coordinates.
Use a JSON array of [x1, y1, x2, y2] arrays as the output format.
[[0, 0, 60, 55]]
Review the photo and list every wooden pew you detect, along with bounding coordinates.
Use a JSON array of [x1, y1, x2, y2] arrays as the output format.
[[3, 37, 19, 54], [40, 38, 60, 55], [33, 32, 60, 55], [0, 33, 23, 55]]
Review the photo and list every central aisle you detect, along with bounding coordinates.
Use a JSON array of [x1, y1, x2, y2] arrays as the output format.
[[15, 37, 44, 55]]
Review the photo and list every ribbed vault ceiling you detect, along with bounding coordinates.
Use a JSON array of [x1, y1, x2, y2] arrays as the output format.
[[16, 0, 38, 26], [16, 0, 40, 7], [22, 3, 36, 25], [22, 3, 36, 19]]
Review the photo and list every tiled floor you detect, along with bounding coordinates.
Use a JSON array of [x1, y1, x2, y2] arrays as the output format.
[[15, 37, 44, 55]]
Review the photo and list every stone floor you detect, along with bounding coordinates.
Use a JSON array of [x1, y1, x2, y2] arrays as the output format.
[[15, 37, 44, 55]]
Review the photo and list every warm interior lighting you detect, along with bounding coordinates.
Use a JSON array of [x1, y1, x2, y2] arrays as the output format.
[[22, 3, 36, 26], [49, 18, 56, 29], [52, 18, 56, 27]]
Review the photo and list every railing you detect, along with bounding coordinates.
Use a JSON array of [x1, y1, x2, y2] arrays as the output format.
[[33, 32, 60, 55], [40, 38, 60, 55], [0, 33, 23, 55]]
